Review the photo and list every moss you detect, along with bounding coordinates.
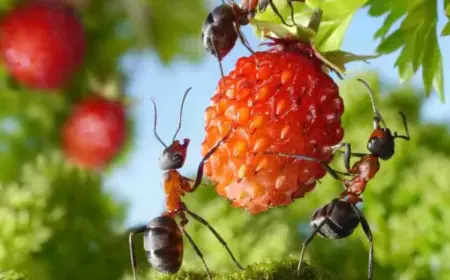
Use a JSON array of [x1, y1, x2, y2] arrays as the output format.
[[155, 258, 340, 280]]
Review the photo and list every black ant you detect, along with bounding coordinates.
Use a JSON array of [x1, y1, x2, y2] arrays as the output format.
[[320, 79, 411, 204], [264, 78, 410, 279], [202, 0, 304, 78], [129, 88, 243, 280]]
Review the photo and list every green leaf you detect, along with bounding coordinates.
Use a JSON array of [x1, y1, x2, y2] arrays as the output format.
[[376, 29, 406, 54], [433, 58, 444, 102], [307, 0, 368, 19], [314, 15, 353, 51], [253, 0, 367, 51], [366, 0, 445, 100], [366, 0, 389, 16], [394, 45, 414, 83], [421, 29, 444, 99], [320, 50, 379, 74], [374, 10, 404, 39], [250, 19, 313, 41], [441, 21, 450, 36]]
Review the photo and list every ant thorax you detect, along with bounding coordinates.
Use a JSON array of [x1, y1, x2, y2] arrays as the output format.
[[163, 170, 191, 214]]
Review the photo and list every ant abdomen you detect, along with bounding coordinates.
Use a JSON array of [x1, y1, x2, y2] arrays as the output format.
[[210, 4, 236, 23], [144, 216, 183, 274], [311, 200, 360, 240]]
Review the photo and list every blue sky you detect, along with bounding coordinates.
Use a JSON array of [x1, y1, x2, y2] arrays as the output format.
[[106, 2, 450, 228]]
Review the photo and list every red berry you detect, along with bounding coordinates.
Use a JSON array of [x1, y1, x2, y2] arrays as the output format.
[[0, 2, 86, 89], [201, 40, 345, 214], [62, 96, 126, 170]]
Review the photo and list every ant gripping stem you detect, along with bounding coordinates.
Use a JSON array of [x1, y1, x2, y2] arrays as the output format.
[[258, 0, 294, 27]]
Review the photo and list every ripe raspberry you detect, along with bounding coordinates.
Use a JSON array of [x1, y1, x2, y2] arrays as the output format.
[[61, 95, 126, 170], [201, 40, 344, 214], [0, 2, 86, 89]]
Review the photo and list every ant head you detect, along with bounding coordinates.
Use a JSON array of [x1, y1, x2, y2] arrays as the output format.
[[158, 139, 190, 170], [151, 88, 192, 171], [367, 117, 395, 160], [311, 199, 359, 239], [356, 78, 395, 160]]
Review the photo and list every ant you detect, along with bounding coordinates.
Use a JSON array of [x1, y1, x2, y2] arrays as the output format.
[[202, 0, 304, 78], [129, 88, 243, 280], [264, 78, 411, 279]]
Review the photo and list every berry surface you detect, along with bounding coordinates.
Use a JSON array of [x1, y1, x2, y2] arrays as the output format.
[[61, 96, 126, 170], [0, 2, 86, 89], [201, 46, 345, 214]]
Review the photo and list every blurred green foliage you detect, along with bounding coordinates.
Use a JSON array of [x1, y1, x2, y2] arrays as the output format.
[[0, 270, 26, 280], [0, 151, 129, 280], [165, 73, 450, 280]]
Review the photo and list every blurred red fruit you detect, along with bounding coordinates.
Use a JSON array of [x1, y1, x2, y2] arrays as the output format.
[[201, 40, 345, 214], [0, 1, 86, 89], [62, 96, 126, 170]]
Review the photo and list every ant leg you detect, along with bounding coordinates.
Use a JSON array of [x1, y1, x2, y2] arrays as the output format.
[[267, 0, 294, 27], [129, 225, 147, 280], [394, 112, 410, 141], [287, 0, 303, 26], [182, 228, 212, 280], [331, 143, 369, 159], [185, 208, 244, 270], [329, 143, 352, 171], [263, 151, 350, 179], [211, 34, 225, 79], [234, 24, 254, 55], [190, 129, 232, 192], [264, 152, 321, 163], [294, 218, 327, 279], [330, 142, 361, 172], [351, 204, 374, 280]]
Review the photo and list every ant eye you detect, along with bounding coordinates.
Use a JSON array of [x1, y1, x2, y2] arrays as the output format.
[[172, 153, 182, 162], [370, 137, 379, 145]]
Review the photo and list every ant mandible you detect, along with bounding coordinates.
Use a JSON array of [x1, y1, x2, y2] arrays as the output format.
[[264, 78, 411, 279], [202, 0, 304, 78], [129, 88, 243, 280]]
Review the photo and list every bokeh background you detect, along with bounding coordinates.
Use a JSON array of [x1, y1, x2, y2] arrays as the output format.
[[1, 0, 450, 279]]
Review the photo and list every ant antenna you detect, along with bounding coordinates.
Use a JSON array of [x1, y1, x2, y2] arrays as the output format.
[[356, 78, 387, 128], [172, 87, 193, 143], [151, 98, 168, 149]]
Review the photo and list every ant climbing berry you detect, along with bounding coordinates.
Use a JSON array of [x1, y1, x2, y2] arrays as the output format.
[[128, 88, 243, 280], [264, 78, 411, 279], [321, 79, 411, 203], [266, 78, 410, 203], [202, 0, 303, 78]]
